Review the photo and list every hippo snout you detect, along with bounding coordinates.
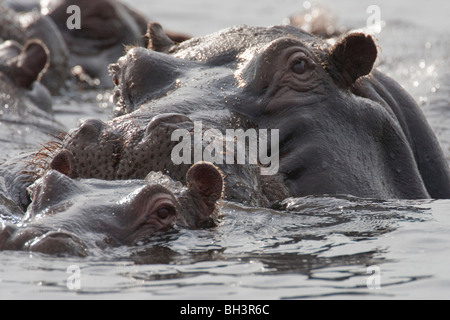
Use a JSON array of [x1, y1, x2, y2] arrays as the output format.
[[72, 119, 106, 142], [0, 226, 87, 257], [24, 231, 88, 257], [62, 118, 122, 180]]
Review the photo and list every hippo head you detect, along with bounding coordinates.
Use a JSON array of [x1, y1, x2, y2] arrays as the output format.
[[39, 0, 148, 88], [55, 25, 450, 200], [0, 39, 52, 113], [0, 158, 223, 256]]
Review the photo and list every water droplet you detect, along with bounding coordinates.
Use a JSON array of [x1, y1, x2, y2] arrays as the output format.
[[419, 96, 428, 104], [281, 17, 290, 25]]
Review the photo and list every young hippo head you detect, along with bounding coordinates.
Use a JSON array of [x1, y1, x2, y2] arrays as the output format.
[[0, 158, 223, 256]]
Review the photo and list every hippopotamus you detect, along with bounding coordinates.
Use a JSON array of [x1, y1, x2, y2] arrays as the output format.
[[0, 37, 66, 217], [3, 0, 190, 91], [49, 24, 450, 202], [0, 38, 56, 132], [0, 4, 70, 94], [39, 0, 148, 88], [0, 160, 224, 256]]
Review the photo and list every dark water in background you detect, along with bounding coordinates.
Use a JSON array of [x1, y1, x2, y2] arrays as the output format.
[[1, 0, 450, 299]]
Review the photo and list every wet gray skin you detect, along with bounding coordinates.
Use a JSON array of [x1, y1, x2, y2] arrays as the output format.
[[2, 0, 149, 91], [41, 0, 148, 88], [0, 4, 70, 94], [0, 38, 58, 136], [0, 160, 223, 257], [54, 24, 450, 202], [0, 38, 66, 217], [3, 1, 190, 92]]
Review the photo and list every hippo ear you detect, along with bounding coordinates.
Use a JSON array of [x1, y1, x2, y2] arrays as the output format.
[[50, 149, 78, 178], [145, 22, 175, 53], [328, 33, 377, 87], [15, 40, 49, 89], [186, 162, 224, 206]]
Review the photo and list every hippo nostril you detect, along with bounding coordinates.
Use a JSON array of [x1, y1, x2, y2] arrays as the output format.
[[108, 63, 120, 86], [26, 231, 88, 257], [112, 74, 119, 86], [51, 149, 78, 178]]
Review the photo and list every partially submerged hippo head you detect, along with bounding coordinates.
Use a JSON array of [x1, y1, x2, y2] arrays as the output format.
[[0, 38, 52, 113], [0, 3, 70, 94], [4, 1, 190, 90], [38, 0, 148, 88], [0, 159, 223, 256], [53, 24, 450, 200]]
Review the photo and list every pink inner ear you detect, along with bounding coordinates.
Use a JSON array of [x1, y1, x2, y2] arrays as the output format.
[[186, 162, 224, 201]]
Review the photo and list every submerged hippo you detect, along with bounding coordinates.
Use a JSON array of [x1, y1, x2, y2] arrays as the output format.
[[41, 0, 149, 88], [4, 0, 190, 91], [0, 38, 66, 217], [0, 160, 223, 256], [0, 3, 70, 94], [1, 0, 148, 90], [50, 24, 450, 201], [0, 38, 59, 139]]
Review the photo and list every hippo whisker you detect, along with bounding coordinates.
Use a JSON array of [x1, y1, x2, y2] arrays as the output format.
[[23, 140, 64, 179]]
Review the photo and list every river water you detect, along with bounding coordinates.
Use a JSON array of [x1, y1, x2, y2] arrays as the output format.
[[1, 0, 450, 300]]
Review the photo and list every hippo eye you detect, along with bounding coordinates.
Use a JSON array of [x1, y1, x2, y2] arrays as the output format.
[[291, 59, 307, 75], [156, 205, 176, 220]]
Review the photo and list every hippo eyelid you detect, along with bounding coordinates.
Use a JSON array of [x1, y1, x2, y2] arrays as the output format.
[[143, 194, 177, 214], [281, 49, 318, 87], [134, 185, 178, 216], [287, 51, 315, 70]]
